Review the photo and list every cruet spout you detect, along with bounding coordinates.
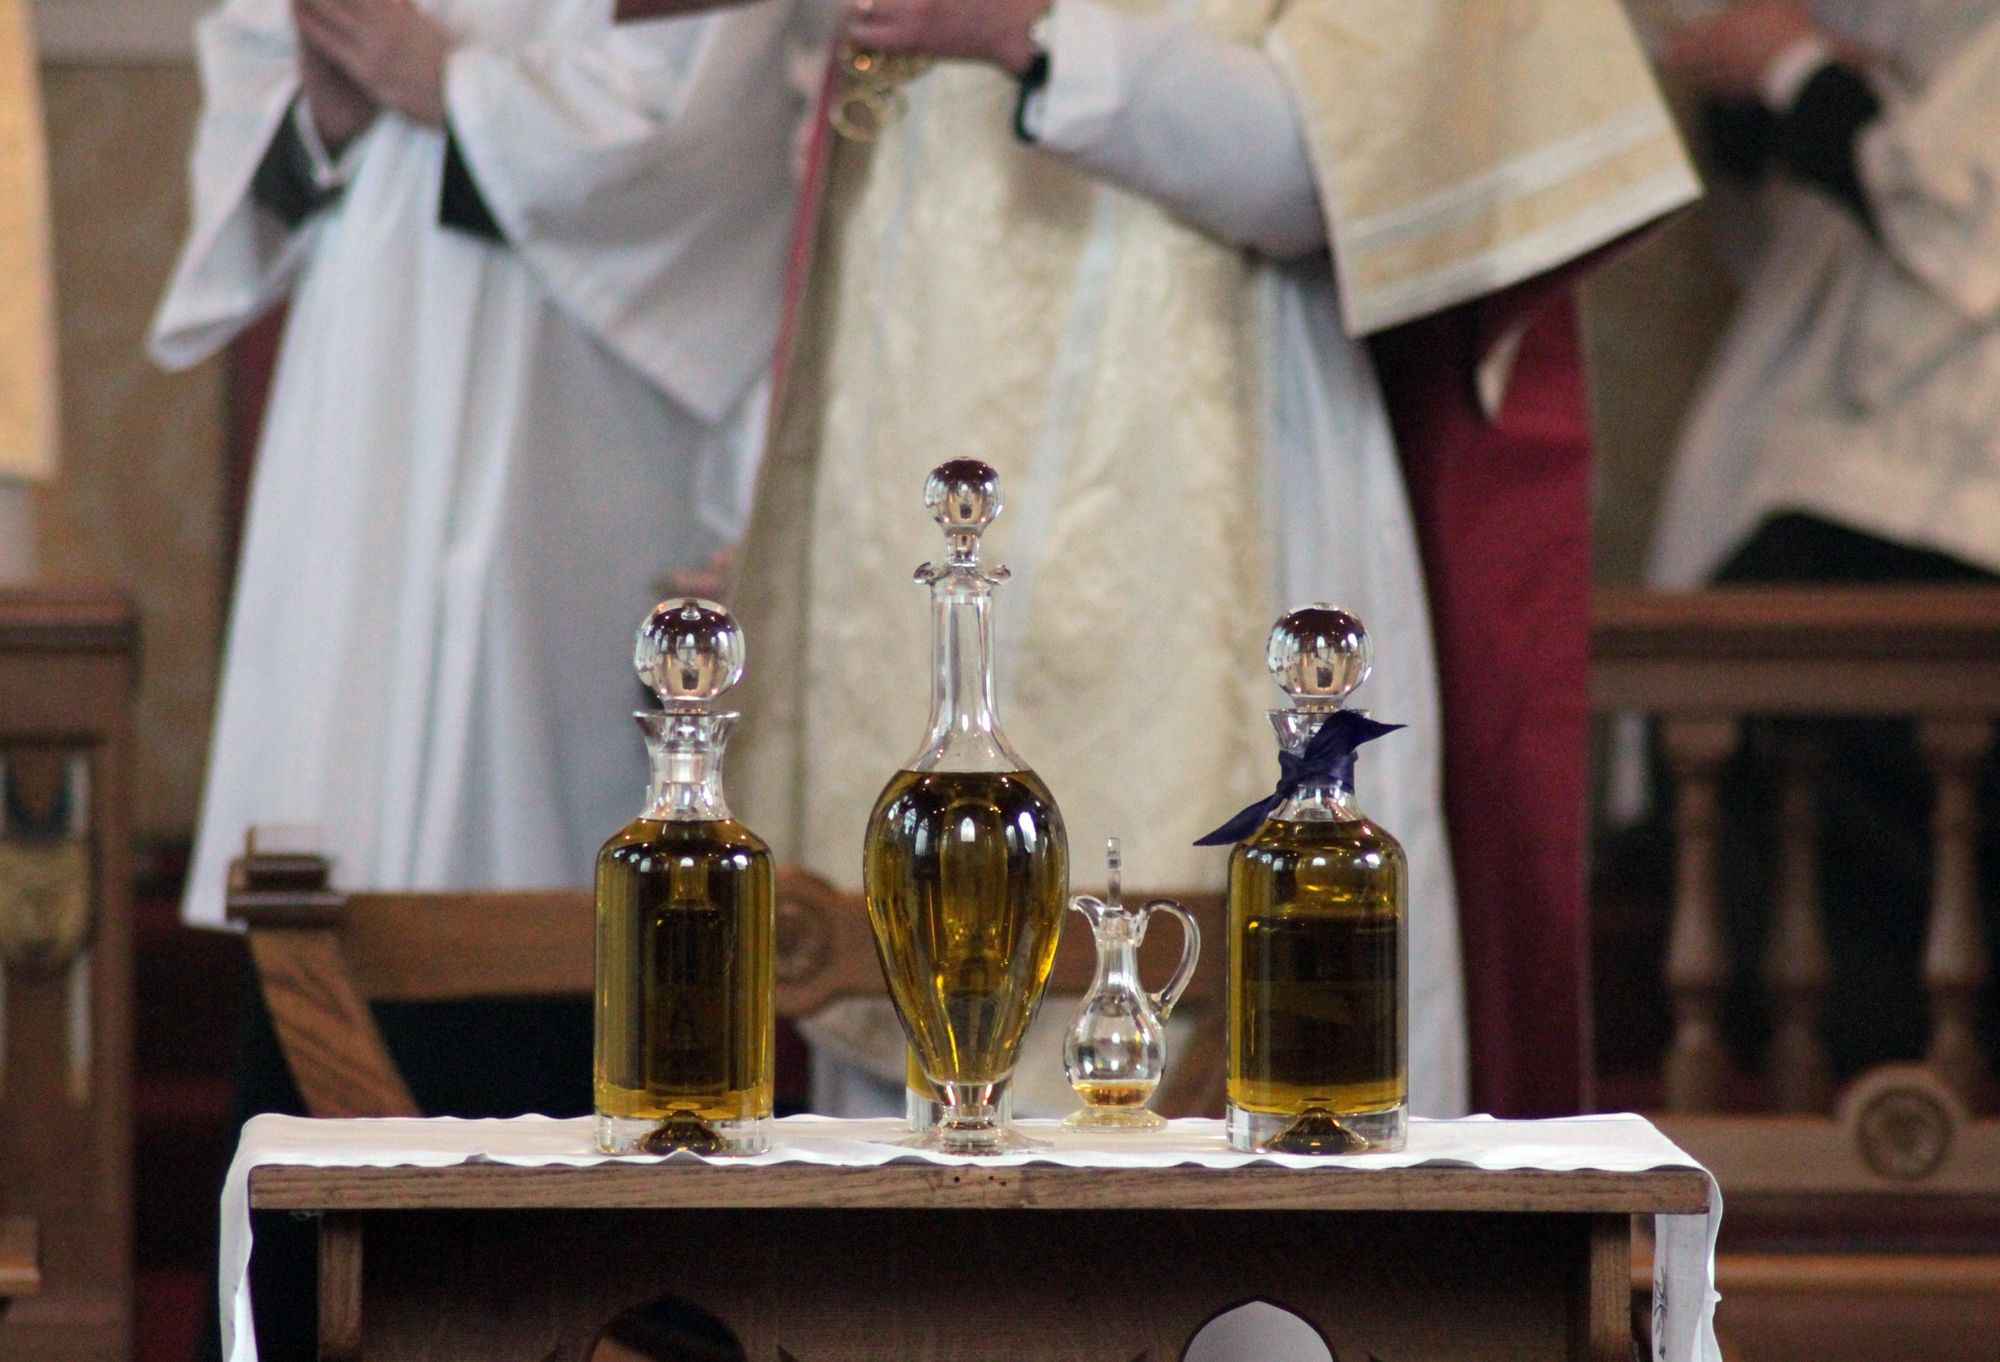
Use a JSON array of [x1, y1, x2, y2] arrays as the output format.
[[1067, 892, 1116, 935]]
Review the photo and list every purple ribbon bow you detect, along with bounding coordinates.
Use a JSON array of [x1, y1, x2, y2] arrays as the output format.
[[1193, 710, 1404, 847]]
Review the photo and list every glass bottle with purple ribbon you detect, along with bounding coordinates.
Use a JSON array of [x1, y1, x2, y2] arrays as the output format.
[[1201, 606, 1408, 1155]]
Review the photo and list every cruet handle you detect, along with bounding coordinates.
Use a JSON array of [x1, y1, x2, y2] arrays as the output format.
[[1141, 899, 1200, 1021]]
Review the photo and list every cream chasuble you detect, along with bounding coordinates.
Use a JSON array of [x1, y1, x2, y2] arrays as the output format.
[[0, 0, 57, 487], [730, 0, 1694, 1114]]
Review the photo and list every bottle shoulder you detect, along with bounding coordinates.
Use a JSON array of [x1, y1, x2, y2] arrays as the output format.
[[868, 766, 1064, 828], [1235, 816, 1405, 864], [599, 816, 773, 861]]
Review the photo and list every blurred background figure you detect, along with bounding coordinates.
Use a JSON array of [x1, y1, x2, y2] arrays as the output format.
[[1652, 0, 2000, 592], [151, 0, 802, 932], [1645, 0, 2000, 1078], [148, 0, 805, 1353]]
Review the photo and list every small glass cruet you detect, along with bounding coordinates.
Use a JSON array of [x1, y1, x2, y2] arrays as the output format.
[[1062, 839, 1200, 1131]]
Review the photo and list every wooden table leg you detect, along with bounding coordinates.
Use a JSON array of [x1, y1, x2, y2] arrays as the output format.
[[1573, 1214, 1633, 1362], [320, 1213, 364, 1362]]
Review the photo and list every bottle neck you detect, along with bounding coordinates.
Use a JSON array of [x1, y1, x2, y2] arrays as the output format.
[[913, 569, 1020, 771], [1090, 919, 1144, 995], [1271, 708, 1362, 823], [639, 711, 735, 822]]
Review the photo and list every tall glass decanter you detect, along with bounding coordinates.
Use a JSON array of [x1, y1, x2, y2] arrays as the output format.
[[1224, 606, 1408, 1154], [595, 599, 774, 1156], [864, 459, 1069, 1153]]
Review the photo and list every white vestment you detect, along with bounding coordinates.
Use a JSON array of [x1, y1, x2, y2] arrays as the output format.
[[762, 0, 1691, 1121], [809, 4, 1465, 1105], [152, 0, 803, 925], [1650, 0, 2000, 586]]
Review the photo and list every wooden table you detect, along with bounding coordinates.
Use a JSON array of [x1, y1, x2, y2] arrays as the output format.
[[252, 1157, 1709, 1361]]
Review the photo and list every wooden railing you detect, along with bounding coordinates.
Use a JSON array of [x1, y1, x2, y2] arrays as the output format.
[[1591, 587, 2000, 1216]]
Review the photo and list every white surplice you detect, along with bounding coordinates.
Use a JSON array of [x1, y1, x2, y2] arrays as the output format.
[[151, 0, 803, 925], [1650, 0, 2000, 586]]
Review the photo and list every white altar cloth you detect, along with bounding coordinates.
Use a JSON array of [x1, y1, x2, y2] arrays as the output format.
[[221, 1112, 1721, 1362]]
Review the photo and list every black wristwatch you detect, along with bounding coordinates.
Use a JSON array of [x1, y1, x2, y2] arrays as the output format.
[[1012, 9, 1054, 144]]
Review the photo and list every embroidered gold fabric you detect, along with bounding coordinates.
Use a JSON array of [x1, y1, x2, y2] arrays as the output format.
[[733, 43, 1271, 892], [1273, 0, 1699, 334]]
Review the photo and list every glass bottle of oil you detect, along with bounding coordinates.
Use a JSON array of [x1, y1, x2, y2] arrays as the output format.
[[595, 599, 774, 1156], [864, 459, 1069, 1153], [1219, 606, 1407, 1154]]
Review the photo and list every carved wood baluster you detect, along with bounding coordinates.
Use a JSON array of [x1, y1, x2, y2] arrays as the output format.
[[1662, 717, 1741, 1112], [1919, 718, 1994, 1107], [1764, 735, 1832, 1112]]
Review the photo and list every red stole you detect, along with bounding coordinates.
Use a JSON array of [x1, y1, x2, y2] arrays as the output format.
[[1373, 294, 1595, 1117]]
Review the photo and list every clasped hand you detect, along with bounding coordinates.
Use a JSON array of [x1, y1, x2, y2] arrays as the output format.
[[842, 0, 1047, 79], [293, 0, 452, 147]]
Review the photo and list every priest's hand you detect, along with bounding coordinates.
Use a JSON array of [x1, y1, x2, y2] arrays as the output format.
[[294, 0, 452, 130], [1664, 0, 1821, 100], [842, 0, 1047, 78], [294, 14, 378, 153]]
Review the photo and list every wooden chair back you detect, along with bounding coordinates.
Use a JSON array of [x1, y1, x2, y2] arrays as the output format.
[[229, 850, 1228, 1120], [0, 587, 135, 1359]]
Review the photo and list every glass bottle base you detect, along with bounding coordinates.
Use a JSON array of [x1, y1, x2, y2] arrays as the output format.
[[1063, 1105, 1165, 1131], [1227, 1102, 1405, 1155], [596, 1111, 770, 1157], [899, 1085, 1042, 1154], [906, 1083, 1012, 1134], [900, 1118, 1047, 1155]]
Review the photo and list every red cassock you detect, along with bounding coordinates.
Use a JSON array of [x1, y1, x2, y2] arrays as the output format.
[[1377, 292, 1597, 1117]]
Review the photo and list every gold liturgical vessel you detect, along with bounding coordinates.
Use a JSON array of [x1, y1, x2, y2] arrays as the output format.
[[595, 599, 775, 1155], [1216, 606, 1408, 1154], [831, 48, 928, 142], [864, 459, 1069, 1153]]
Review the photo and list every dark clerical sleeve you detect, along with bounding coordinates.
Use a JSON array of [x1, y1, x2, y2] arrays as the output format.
[[439, 130, 504, 241], [251, 102, 504, 243], [1701, 62, 1883, 231], [250, 102, 342, 229], [1777, 64, 1882, 229]]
